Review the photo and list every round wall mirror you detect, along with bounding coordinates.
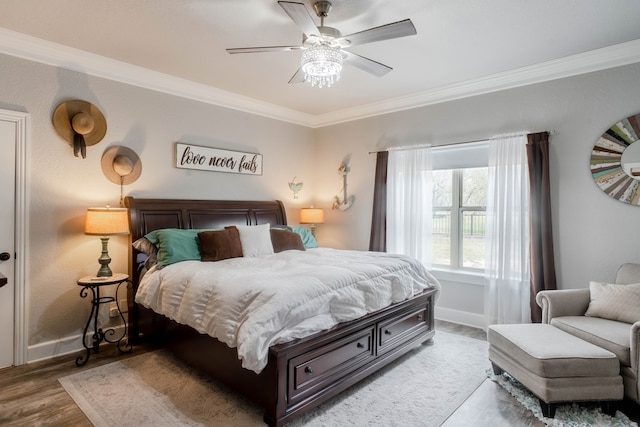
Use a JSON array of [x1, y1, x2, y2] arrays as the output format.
[[590, 113, 640, 205]]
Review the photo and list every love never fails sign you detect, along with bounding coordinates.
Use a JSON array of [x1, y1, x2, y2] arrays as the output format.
[[176, 143, 263, 176]]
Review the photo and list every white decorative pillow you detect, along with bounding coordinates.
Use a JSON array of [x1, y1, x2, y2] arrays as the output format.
[[585, 281, 640, 324], [236, 223, 274, 257]]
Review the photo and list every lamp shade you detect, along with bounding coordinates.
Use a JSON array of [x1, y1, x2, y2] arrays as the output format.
[[84, 207, 129, 236], [299, 207, 325, 224]]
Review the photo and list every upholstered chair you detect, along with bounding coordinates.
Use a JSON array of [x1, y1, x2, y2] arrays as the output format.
[[536, 263, 640, 403]]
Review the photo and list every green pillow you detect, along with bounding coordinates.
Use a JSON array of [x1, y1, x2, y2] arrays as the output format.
[[290, 226, 318, 249], [145, 228, 209, 268]]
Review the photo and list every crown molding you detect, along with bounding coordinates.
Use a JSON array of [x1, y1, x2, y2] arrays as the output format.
[[0, 28, 314, 127], [311, 38, 640, 127], [0, 27, 639, 129]]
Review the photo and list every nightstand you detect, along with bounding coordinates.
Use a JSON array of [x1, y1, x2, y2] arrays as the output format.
[[76, 273, 132, 366]]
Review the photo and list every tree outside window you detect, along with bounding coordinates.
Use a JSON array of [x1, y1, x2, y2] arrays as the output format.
[[433, 167, 488, 270]]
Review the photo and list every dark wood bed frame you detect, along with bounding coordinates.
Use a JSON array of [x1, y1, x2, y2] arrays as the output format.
[[125, 196, 437, 427]]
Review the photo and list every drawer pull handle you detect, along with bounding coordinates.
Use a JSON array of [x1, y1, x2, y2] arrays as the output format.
[[384, 330, 392, 335], [357, 342, 364, 348], [305, 366, 313, 374]]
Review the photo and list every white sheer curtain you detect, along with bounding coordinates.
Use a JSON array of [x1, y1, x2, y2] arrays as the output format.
[[386, 147, 433, 267], [484, 134, 531, 325]]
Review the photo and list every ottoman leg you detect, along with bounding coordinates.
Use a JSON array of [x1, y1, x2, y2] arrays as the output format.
[[601, 401, 617, 416], [539, 399, 557, 418], [491, 362, 504, 375]]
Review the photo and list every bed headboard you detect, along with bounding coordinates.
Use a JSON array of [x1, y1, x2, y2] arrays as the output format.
[[125, 196, 287, 277], [125, 197, 287, 241], [124, 196, 287, 341]]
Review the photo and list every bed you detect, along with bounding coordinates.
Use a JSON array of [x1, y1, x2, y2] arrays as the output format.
[[125, 197, 440, 426]]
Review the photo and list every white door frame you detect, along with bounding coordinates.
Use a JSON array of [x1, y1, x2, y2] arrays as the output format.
[[2, 109, 29, 366]]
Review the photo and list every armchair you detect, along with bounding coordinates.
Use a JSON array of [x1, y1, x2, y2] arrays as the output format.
[[536, 263, 640, 403]]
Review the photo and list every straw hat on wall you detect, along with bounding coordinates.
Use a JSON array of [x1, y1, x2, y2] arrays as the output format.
[[52, 100, 107, 158], [101, 146, 142, 185]]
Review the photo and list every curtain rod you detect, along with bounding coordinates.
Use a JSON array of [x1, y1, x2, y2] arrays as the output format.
[[367, 130, 555, 154]]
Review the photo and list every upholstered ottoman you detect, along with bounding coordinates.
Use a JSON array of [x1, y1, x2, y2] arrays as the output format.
[[488, 324, 623, 418]]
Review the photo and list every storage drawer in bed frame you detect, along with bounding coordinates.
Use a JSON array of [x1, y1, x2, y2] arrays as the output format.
[[288, 326, 375, 403], [268, 288, 436, 424]]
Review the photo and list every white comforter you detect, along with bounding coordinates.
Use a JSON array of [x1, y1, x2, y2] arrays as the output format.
[[136, 248, 440, 373]]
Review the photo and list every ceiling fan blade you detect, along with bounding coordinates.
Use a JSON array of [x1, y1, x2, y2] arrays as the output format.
[[278, 1, 320, 38], [288, 67, 306, 84], [226, 45, 303, 54], [343, 51, 392, 77], [338, 19, 417, 47]]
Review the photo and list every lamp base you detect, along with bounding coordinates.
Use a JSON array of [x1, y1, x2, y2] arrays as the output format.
[[96, 236, 113, 277]]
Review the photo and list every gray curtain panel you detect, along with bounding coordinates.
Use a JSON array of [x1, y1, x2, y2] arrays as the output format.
[[369, 151, 388, 252], [526, 132, 557, 323]]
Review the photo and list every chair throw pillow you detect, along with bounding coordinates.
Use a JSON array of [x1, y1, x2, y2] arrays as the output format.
[[585, 281, 640, 324], [198, 229, 243, 262]]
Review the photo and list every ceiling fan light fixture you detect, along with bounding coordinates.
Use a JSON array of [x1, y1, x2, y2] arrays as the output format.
[[301, 44, 343, 88]]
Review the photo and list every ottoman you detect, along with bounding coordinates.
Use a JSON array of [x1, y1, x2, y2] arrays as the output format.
[[488, 323, 623, 418]]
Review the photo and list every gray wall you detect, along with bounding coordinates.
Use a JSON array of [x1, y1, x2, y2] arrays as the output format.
[[0, 53, 316, 360], [313, 63, 640, 326], [3, 50, 640, 358]]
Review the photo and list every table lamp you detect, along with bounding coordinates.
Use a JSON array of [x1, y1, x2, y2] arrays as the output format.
[[84, 206, 129, 277], [299, 207, 324, 238]]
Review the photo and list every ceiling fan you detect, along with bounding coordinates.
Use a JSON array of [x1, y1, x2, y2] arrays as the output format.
[[226, 1, 417, 88]]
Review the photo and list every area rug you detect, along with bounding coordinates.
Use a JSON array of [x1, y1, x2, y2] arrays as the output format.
[[489, 371, 638, 427], [59, 330, 489, 426]]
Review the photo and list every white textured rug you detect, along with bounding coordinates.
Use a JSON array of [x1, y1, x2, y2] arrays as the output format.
[[490, 371, 638, 427], [59, 331, 489, 427]]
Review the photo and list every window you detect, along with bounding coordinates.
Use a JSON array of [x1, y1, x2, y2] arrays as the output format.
[[432, 142, 489, 271]]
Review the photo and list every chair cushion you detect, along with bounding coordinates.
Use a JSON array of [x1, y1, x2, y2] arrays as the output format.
[[551, 316, 631, 366]]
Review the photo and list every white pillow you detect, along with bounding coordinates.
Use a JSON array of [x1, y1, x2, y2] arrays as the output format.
[[236, 223, 274, 257], [585, 281, 640, 324]]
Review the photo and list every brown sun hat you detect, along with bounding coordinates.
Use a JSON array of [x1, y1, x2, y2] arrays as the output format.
[[101, 146, 142, 185], [52, 100, 107, 147]]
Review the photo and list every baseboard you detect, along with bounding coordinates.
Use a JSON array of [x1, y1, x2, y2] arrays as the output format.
[[435, 306, 486, 331], [27, 325, 126, 364]]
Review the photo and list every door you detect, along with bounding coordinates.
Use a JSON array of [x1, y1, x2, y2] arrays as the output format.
[[0, 118, 16, 368]]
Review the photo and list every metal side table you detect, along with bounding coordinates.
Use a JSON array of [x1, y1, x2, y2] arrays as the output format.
[[76, 273, 132, 366]]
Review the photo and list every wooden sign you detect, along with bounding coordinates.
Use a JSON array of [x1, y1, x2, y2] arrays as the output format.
[[175, 143, 263, 176]]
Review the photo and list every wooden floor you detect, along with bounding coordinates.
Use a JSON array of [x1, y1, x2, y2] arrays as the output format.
[[0, 342, 157, 426], [1, 321, 638, 426]]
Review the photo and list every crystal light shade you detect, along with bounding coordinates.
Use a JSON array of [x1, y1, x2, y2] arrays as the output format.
[[301, 44, 343, 88]]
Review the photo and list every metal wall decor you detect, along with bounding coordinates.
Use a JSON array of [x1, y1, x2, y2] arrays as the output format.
[[590, 113, 640, 205], [332, 159, 355, 211], [288, 176, 303, 199]]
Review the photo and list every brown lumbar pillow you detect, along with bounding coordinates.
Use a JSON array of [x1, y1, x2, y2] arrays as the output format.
[[198, 228, 243, 261], [270, 228, 306, 253]]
